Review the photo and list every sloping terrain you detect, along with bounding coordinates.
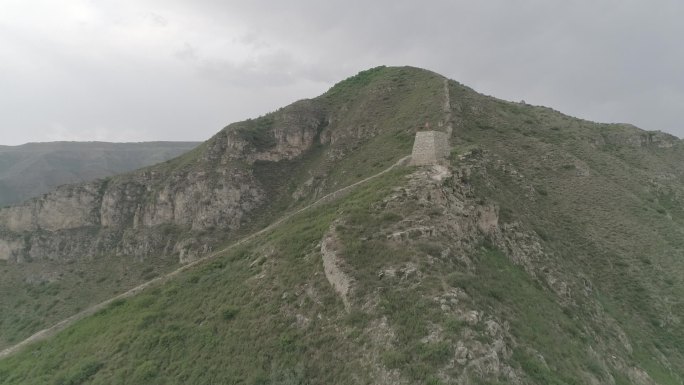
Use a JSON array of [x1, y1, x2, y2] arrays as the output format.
[[0, 141, 200, 207], [0, 66, 445, 350], [1, 66, 683, 384]]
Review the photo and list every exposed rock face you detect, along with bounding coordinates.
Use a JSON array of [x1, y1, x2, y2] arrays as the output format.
[[0, 101, 328, 263], [0, 160, 266, 262], [341, 162, 523, 383], [247, 100, 325, 162], [0, 183, 101, 232], [591, 125, 678, 149], [321, 225, 353, 311], [0, 239, 21, 261]]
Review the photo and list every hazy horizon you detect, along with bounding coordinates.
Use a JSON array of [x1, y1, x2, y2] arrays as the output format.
[[2, 0, 683, 145]]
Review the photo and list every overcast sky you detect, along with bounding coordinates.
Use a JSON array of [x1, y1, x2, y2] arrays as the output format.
[[1, 0, 682, 145]]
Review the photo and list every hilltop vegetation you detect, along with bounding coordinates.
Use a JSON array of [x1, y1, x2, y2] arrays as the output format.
[[1, 66, 683, 384]]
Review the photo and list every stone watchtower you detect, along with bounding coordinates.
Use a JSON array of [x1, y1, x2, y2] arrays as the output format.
[[410, 130, 450, 166]]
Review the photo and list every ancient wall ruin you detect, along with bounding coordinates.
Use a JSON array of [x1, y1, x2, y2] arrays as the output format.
[[410, 131, 450, 166]]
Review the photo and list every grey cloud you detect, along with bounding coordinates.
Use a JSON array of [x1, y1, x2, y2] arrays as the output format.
[[144, 12, 168, 27], [1, 0, 683, 145], [193, 50, 338, 88], [174, 42, 197, 61]]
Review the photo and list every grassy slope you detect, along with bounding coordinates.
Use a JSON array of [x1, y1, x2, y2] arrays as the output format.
[[0, 255, 178, 349], [449, 81, 684, 383], [0, 168, 410, 385]]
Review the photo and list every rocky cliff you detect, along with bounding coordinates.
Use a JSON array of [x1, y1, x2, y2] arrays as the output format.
[[0, 100, 328, 263]]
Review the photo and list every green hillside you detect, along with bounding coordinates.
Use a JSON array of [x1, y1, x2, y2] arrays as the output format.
[[1, 66, 683, 384]]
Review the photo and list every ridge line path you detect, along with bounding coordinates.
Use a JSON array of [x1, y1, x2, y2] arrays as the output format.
[[0, 155, 412, 360], [442, 78, 454, 137]]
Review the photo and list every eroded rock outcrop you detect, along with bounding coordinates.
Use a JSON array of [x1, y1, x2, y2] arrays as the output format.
[[321, 225, 353, 311], [0, 100, 328, 263]]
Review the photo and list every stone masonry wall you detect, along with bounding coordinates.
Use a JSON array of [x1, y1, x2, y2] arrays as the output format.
[[410, 131, 450, 166]]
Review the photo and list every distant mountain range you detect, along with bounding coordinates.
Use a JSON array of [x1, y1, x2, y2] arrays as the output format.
[[0, 141, 200, 207]]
